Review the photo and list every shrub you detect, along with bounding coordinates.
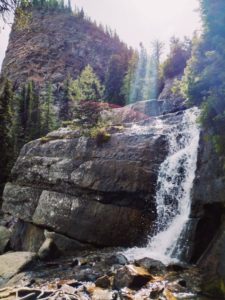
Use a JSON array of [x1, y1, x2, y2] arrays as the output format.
[[90, 127, 111, 146]]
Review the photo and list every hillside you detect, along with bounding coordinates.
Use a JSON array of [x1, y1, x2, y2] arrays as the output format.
[[1, 7, 132, 102]]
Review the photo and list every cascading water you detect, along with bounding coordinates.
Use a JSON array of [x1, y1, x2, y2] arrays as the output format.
[[124, 107, 200, 264]]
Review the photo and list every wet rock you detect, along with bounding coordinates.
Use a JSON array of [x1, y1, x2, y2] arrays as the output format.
[[74, 267, 103, 282], [95, 275, 111, 289], [105, 253, 128, 266], [177, 279, 187, 287], [191, 130, 225, 264], [166, 281, 187, 293], [0, 252, 36, 283], [135, 257, 166, 275], [10, 220, 45, 252], [113, 265, 153, 290], [198, 224, 225, 298], [149, 289, 163, 299], [0, 226, 10, 254], [38, 238, 60, 260], [44, 230, 94, 255], [166, 263, 188, 272]]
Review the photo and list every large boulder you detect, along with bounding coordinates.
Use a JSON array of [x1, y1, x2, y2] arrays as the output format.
[[2, 110, 187, 250]]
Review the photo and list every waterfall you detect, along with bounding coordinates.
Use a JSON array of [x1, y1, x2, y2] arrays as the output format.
[[124, 107, 200, 264]]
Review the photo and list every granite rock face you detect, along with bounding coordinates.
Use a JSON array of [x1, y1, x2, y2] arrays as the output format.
[[3, 110, 182, 249], [190, 131, 225, 262], [190, 131, 225, 296]]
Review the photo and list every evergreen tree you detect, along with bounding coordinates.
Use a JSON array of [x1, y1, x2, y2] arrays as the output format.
[[104, 54, 128, 106], [68, 0, 72, 12], [144, 40, 164, 99], [13, 88, 27, 156], [129, 43, 148, 102], [121, 51, 139, 104], [71, 65, 104, 101], [182, 0, 225, 154], [26, 81, 41, 140], [163, 37, 192, 79], [59, 75, 73, 121], [41, 82, 56, 134], [0, 79, 13, 194]]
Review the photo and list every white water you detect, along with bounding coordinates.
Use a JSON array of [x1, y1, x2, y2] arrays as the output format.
[[124, 107, 200, 264]]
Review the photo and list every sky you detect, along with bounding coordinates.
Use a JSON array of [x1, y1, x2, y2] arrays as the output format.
[[0, 0, 201, 69]]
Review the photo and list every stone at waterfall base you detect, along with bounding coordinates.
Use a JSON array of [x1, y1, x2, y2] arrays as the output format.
[[135, 257, 166, 275], [0, 226, 11, 254], [95, 275, 111, 289], [0, 252, 36, 281], [113, 265, 153, 290]]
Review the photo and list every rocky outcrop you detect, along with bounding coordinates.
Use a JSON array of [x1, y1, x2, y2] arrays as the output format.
[[1, 8, 130, 97], [2, 111, 180, 251], [1, 106, 188, 252], [102, 99, 187, 124], [190, 131, 225, 296]]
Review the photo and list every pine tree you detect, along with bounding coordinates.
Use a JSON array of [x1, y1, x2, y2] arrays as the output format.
[[144, 40, 164, 99], [104, 54, 128, 106], [71, 65, 104, 101], [0, 79, 13, 194], [12, 83, 35, 156], [13, 89, 26, 156], [121, 51, 139, 104], [42, 82, 56, 134], [182, 0, 225, 154], [163, 37, 191, 79], [59, 75, 73, 121], [26, 81, 41, 140], [129, 43, 148, 102]]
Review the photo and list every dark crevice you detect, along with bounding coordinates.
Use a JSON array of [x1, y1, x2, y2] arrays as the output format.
[[190, 203, 224, 263]]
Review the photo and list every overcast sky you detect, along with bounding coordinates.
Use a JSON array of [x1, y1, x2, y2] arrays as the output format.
[[0, 0, 201, 69]]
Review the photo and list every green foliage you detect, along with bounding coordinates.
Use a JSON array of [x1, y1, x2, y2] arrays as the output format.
[[13, 86, 27, 155], [144, 40, 164, 99], [121, 42, 163, 104], [0, 78, 13, 193], [71, 65, 104, 102], [14, 2, 32, 30], [30, 0, 71, 11], [41, 82, 57, 135], [182, 0, 225, 156], [26, 81, 41, 140], [162, 37, 192, 79], [73, 100, 108, 128], [131, 43, 148, 102], [104, 54, 129, 106], [121, 51, 139, 104], [89, 126, 111, 146], [59, 75, 73, 122]]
